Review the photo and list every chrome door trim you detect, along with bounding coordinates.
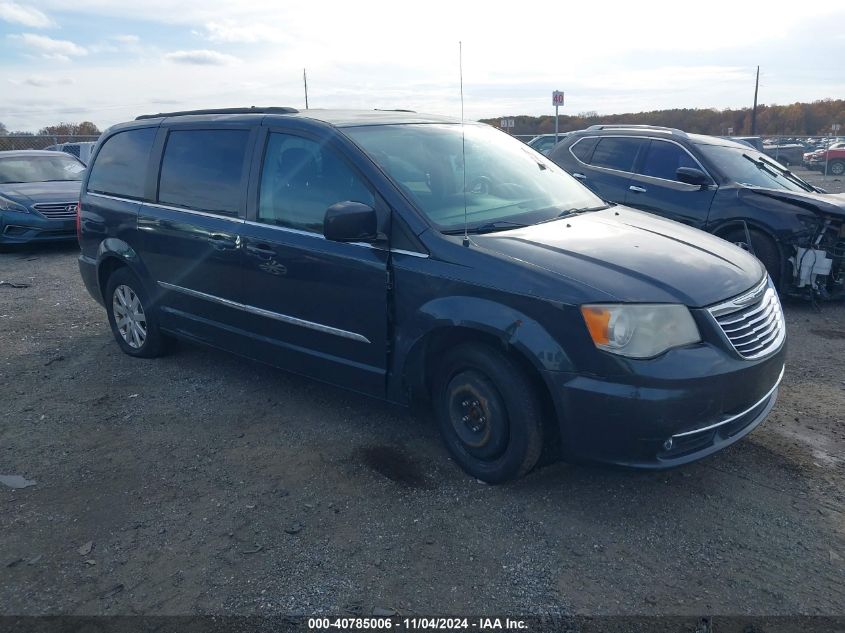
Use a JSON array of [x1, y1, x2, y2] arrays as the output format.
[[158, 281, 371, 344], [86, 192, 244, 223]]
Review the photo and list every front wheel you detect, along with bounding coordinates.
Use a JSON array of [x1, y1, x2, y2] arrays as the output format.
[[724, 228, 782, 286], [104, 267, 168, 358], [829, 160, 845, 176], [432, 343, 544, 483]]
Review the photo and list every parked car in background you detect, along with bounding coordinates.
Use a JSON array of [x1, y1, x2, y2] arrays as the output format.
[[46, 141, 97, 165], [761, 142, 805, 166], [727, 136, 764, 151], [527, 132, 571, 155], [805, 143, 845, 175], [0, 150, 84, 246], [548, 124, 845, 300], [78, 107, 785, 482]]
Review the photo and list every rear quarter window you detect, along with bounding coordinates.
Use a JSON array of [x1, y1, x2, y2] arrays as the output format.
[[87, 128, 157, 199]]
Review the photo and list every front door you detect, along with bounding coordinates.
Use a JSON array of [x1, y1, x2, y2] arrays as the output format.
[[237, 129, 389, 396], [625, 139, 717, 228]]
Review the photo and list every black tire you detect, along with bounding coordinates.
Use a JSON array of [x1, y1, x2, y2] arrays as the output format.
[[104, 267, 168, 358], [829, 160, 845, 177], [431, 343, 544, 483], [724, 228, 781, 286]]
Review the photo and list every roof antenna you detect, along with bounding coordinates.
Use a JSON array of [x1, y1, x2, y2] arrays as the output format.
[[460, 41, 469, 247], [303, 68, 309, 109]]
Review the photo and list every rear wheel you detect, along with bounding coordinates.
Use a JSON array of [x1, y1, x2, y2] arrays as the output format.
[[431, 343, 544, 483], [724, 228, 781, 286], [104, 267, 168, 358], [829, 160, 845, 176]]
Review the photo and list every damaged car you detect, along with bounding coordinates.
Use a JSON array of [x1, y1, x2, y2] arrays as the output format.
[[548, 125, 845, 300]]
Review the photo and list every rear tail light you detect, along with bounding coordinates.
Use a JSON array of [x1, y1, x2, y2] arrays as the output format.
[[75, 201, 81, 241]]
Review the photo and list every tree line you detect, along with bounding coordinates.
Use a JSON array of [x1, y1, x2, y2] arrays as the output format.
[[0, 121, 101, 139], [480, 99, 845, 137]]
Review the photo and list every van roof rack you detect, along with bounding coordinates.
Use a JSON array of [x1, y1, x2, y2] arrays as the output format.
[[373, 109, 416, 112], [135, 106, 299, 121], [587, 124, 688, 138]]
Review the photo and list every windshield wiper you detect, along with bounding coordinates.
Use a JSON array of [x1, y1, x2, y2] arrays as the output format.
[[741, 153, 813, 191], [443, 220, 529, 235], [536, 204, 610, 223]]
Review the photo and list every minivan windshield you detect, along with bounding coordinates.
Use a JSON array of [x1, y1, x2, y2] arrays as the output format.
[[0, 154, 85, 184], [344, 124, 606, 232], [696, 143, 813, 193]]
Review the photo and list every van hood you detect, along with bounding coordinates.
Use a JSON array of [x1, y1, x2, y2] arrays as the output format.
[[471, 207, 765, 307], [0, 181, 83, 206]]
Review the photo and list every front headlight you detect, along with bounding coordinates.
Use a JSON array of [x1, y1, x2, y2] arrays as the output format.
[[0, 196, 29, 213], [580, 304, 701, 358]]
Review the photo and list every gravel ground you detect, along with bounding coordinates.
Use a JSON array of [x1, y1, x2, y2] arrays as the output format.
[[1, 242, 843, 617]]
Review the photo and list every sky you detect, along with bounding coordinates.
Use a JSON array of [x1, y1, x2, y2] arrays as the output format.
[[1, 0, 844, 133]]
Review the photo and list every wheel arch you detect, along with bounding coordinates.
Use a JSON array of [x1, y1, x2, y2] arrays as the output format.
[[711, 220, 786, 284], [95, 238, 154, 301]]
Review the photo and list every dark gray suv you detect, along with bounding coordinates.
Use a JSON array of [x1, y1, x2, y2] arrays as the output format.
[[549, 125, 845, 300]]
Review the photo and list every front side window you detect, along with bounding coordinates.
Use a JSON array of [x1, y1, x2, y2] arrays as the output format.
[[344, 124, 604, 232], [87, 128, 156, 198], [590, 137, 646, 172], [258, 133, 374, 234], [639, 140, 699, 181], [158, 129, 250, 215], [0, 154, 85, 184]]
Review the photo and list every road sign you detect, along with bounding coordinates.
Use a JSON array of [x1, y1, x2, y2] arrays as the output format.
[[552, 91, 564, 106], [499, 119, 515, 129]]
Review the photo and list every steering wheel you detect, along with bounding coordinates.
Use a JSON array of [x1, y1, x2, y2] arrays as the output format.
[[465, 176, 493, 195]]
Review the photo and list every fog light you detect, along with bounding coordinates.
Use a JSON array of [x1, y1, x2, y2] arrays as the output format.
[[663, 438, 674, 451]]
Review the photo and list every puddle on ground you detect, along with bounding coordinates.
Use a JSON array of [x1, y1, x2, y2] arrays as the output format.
[[810, 328, 845, 340], [358, 445, 431, 489], [0, 475, 37, 489]]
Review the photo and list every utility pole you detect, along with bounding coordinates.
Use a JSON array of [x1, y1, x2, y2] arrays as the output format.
[[303, 68, 309, 109], [751, 65, 759, 135]]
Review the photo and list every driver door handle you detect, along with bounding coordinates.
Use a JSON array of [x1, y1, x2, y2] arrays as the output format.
[[629, 185, 647, 193]]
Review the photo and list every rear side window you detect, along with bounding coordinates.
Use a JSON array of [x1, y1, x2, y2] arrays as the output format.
[[257, 132, 374, 234], [568, 136, 599, 163], [638, 140, 698, 181], [590, 137, 646, 172], [158, 129, 250, 216], [87, 128, 156, 199]]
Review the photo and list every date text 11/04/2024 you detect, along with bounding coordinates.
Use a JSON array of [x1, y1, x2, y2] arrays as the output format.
[[307, 618, 528, 630]]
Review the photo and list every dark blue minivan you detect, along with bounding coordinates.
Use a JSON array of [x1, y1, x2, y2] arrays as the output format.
[[78, 108, 786, 482]]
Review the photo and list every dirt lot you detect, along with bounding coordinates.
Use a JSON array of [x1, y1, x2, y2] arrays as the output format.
[[1, 241, 844, 617]]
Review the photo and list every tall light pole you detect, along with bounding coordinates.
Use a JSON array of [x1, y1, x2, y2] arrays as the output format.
[[303, 68, 309, 109], [751, 65, 759, 135]]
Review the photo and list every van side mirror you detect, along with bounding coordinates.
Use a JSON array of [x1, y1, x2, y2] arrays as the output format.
[[324, 201, 379, 243], [676, 167, 710, 187]]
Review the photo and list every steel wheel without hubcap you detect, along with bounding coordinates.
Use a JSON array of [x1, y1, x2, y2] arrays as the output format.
[[433, 343, 545, 483], [112, 284, 147, 349], [446, 370, 509, 461]]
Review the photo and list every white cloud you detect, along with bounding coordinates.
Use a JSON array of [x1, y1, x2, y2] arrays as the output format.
[[163, 49, 239, 65], [9, 33, 87, 57], [111, 34, 139, 44], [202, 20, 285, 43], [0, 1, 55, 28], [9, 74, 74, 87]]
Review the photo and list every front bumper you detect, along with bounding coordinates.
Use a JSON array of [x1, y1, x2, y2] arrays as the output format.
[[543, 341, 787, 469], [0, 210, 75, 244]]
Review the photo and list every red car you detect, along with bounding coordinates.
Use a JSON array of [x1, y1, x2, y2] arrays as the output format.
[[804, 142, 845, 175]]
